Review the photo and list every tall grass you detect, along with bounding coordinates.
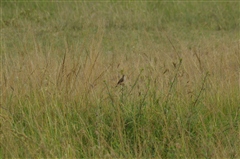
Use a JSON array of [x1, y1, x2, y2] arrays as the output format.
[[1, 1, 239, 158]]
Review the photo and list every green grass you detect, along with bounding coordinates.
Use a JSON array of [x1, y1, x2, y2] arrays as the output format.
[[1, 1, 240, 158]]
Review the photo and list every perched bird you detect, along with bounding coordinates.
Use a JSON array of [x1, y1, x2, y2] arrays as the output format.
[[116, 75, 125, 87]]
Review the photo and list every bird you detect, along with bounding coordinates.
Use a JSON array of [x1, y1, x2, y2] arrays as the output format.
[[116, 75, 125, 87]]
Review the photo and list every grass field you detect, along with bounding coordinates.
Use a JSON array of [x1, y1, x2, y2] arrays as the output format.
[[1, 1, 240, 158]]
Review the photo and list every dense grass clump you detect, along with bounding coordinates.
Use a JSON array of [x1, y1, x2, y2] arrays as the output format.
[[1, 1, 239, 158]]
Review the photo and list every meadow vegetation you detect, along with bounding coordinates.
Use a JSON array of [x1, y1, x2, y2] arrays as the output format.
[[1, 1, 240, 158]]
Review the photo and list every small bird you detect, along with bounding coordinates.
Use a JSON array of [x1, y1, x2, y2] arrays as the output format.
[[116, 75, 125, 87]]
